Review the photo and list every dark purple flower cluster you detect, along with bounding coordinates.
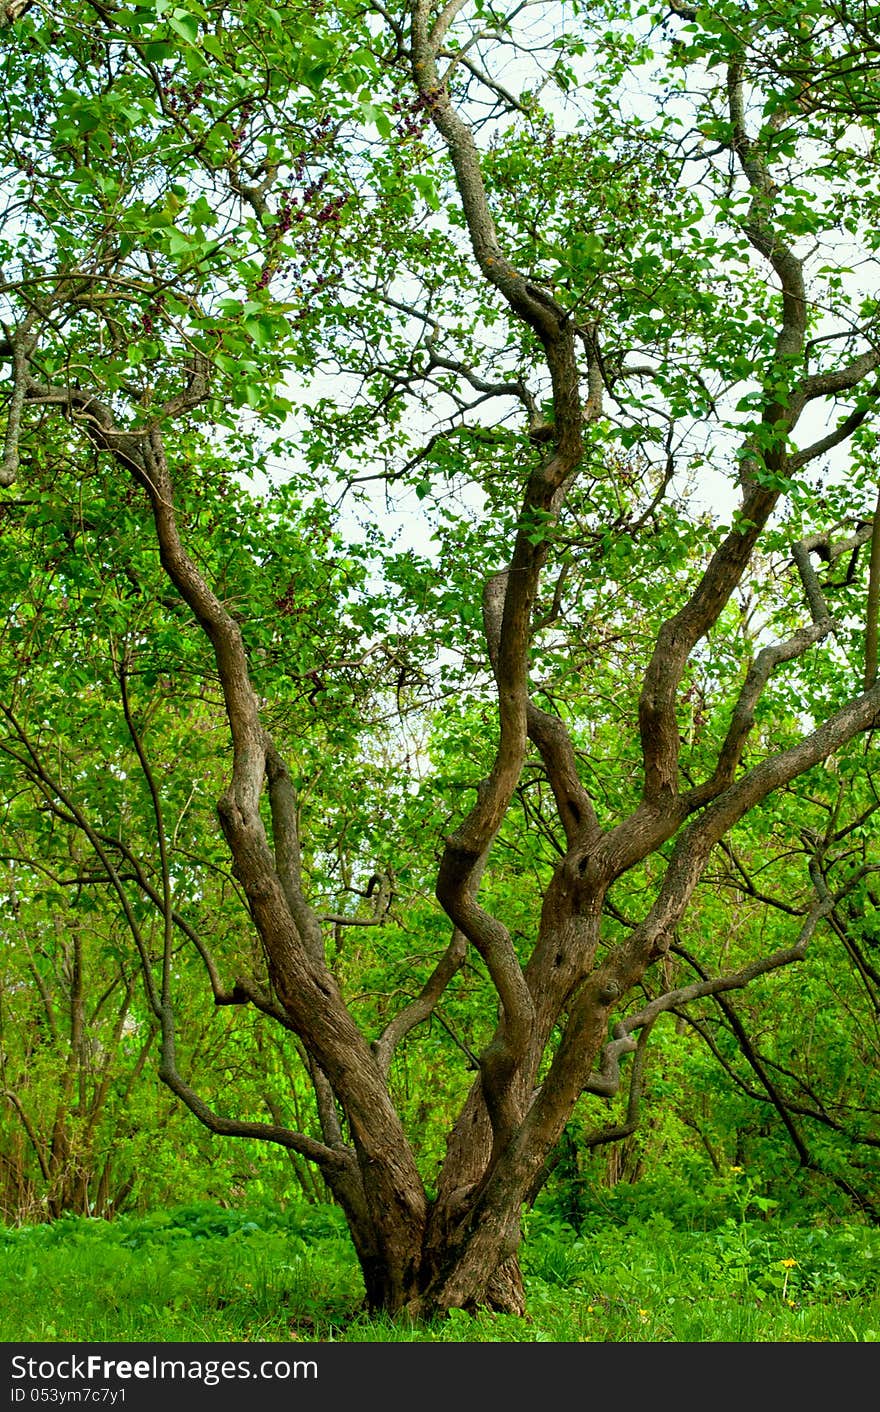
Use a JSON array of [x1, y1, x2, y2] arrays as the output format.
[[161, 70, 206, 117], [229, 101, 255, 156], [139, 295, 164, 334], [273, 580, 302, 616], [271, 174, 346, 241], [276, 189, 294, 236], [391, 95, 430, 140], [250, 149, 346, 295], [315, 194, 345, 224]]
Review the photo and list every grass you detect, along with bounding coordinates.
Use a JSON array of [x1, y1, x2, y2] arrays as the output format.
[[1, 1199, 879, 1342]]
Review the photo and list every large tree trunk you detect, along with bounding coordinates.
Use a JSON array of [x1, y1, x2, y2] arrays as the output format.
[[325, 879, 612, 1316]]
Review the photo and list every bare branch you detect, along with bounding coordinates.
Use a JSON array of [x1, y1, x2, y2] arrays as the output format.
[[622, 905, 826, 1035], [439, 50, 534, 114], [802, 520, 874, 566], [1, 1090, 50, 1182], [581, 1028, 652, 1148], [583, 885, 838, 1104], [638, 482, 778, 806], [0, 707, 163, 1018], [372, 929, 468, 1078], [636, 58, 811, 812], [727, 60, 806, 363], [583, 1024, 639, 1096], [117, 659, 175, 1010], [788, 385, 880, 472], [156, 1039, 353, 1172], [691, 606, 832, 805], [424, 329, 536, 415], [484, 570, 598, 848], [800, 347, 880, 402]]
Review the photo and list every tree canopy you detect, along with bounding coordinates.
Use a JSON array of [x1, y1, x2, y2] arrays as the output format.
[[2, 0, 880, 1315]]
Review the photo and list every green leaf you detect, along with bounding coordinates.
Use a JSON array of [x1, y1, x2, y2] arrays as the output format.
[[168, 9, 200, 44]]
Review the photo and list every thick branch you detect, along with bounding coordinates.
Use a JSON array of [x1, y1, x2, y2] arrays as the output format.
[[410, 6, 588, 1078], [410, 0, 583, 468], [728, 60, 806, 368], [456, 671, 880, 1267], [637, 61, 811, 810], [638, 484, 778, 806], [1, 318, 38, 486], [792, 539, 833, 625], [137, 429, 267, 821], [483, 569, 598, 848], [802, 519, 874, 571], [800, 347, 880, 402], [265, 742, 325, 965], [6, 393, 430, 1256], [583, 1024, 638, 1096], [412, 0, 591, 1117]]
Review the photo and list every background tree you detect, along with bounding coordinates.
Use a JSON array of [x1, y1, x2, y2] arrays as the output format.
[[2, 0, 880, 1316]]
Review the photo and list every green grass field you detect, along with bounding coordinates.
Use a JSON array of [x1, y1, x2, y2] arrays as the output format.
[[2, 1200, 879, 1342]]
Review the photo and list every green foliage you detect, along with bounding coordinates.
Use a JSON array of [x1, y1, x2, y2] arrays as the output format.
[[0, 1201, 360, 1340], [3, 0, 880, 1318], [3, 1199, 880, 1342]]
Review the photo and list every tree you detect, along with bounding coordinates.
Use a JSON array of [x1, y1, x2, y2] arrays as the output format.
[[2, 0, 880, 1315]]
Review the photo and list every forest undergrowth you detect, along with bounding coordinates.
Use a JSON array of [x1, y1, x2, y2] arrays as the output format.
[[2, 1192, 879, 1343]]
